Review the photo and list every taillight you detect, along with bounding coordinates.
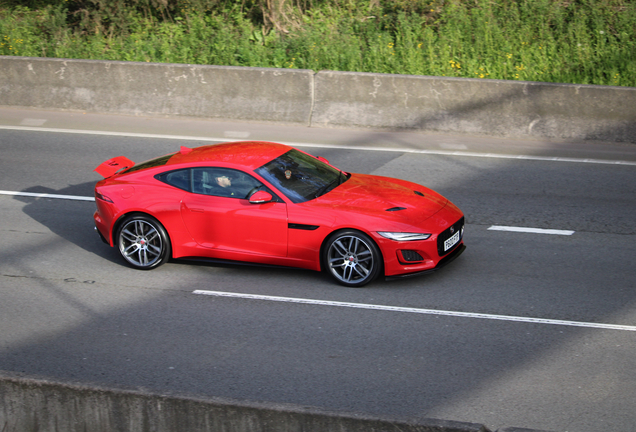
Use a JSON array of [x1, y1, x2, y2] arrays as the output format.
[[95, 191, 113, 203]]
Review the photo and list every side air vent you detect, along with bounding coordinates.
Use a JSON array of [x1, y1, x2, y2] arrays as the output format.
[[401, 250, 424, 262], [288, 223, 319, 231], [414, 191, 424, 196], [386, 207, 407, 212]]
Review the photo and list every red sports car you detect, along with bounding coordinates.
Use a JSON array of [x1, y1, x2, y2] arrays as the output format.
[[94, 141, 465, 287]]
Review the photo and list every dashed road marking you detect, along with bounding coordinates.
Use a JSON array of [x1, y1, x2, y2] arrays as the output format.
[[0, 190, 94, 201], [488, 225, 575, 235], [20, 118, 47, 126], [224, 131, 251, 139]]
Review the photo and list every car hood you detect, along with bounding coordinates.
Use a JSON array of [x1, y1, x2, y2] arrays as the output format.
[[310, 173, 448, 223]]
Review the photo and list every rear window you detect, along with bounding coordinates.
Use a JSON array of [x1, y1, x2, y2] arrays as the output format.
[[158, 169, 191, 191], [123, 154, 173, 174]]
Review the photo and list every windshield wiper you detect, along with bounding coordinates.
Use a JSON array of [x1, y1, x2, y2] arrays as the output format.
[[314, 171, 345, 198]]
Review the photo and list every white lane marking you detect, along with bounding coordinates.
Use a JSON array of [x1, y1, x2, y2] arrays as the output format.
[[0, 190, 94, 201], [0, 125, 224, 142], [193, 290, 636, 332], [20, 118, 47, 126], [439, 143, 469, 150], [488, 225, 575, 236], [224, 131, 251, 139], [2, 125, 635, 167]]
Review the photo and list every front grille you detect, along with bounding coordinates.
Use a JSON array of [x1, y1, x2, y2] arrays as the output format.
[[437, 216, 464, 257]]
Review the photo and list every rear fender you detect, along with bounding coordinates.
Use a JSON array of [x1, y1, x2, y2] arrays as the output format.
[[111, 211, 173, 255]]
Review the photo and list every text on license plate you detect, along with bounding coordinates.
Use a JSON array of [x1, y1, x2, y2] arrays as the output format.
[[444, 231, 461, 251]]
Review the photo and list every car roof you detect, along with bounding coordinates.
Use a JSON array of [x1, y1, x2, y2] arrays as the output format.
[[167, 141, 292, 170]]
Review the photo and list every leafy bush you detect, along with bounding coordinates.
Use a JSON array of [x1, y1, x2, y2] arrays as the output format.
[[0, 0, 634, 86]]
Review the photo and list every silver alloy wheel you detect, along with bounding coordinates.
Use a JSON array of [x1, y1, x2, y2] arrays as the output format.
[[118, 218, 164, 268], [326, 234, 376, 285]]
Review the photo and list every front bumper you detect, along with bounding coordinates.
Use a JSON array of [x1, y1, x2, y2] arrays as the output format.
[[385, 242, 465, 281]]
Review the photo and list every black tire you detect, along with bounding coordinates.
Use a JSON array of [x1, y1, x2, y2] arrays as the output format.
[[116, 214, 171, 270], [322, 230, 382, 287]]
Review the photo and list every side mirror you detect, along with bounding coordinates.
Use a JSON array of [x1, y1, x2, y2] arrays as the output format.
[[249, 190, 273, 204], [316, 156, 330, 164]]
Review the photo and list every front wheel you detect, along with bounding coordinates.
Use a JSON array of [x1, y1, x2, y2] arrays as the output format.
[[116, 214, 171, 270], [323, 230, 382, 287]]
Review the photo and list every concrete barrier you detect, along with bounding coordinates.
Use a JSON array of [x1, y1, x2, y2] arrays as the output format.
[[0, 373, 493, 432], [312, 70, 636, 143], [0, 56, 314, 124], [1, 56, 635, 143]]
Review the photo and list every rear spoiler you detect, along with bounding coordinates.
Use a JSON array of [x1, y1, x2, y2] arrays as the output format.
[[94, 156, 135, 178]]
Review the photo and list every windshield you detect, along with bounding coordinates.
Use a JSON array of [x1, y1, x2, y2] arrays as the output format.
[[255, 149, 349, 203]]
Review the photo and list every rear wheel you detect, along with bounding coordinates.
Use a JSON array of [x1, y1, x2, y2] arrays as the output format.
[[116, 214, 171, 270], [323, 230, 382, 287]]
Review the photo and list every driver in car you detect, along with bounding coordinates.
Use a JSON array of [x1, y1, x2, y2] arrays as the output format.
[[216, 175, 232, 188]]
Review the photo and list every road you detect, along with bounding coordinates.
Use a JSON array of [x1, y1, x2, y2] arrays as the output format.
[[1, 107, 636, 432]]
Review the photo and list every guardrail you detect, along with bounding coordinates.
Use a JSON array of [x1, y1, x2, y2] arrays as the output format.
[[1, 56, 635, 143]]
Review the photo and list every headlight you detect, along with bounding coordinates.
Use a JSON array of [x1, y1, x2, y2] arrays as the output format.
[[377, 232, 431, 241]]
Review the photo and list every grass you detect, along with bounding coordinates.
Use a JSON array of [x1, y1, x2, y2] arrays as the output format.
[[0, 0, 635, 87]]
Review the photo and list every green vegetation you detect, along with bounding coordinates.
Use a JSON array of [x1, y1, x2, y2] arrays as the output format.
[[1, 0, 635, 86]]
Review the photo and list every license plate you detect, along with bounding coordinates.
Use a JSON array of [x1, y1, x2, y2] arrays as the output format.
[[444, 230, 461, 251]]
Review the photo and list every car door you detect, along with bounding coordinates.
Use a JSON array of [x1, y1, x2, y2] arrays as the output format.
[[180, 167, 288, 257]]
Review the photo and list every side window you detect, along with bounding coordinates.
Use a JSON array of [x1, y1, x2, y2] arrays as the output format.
[[159, 169, 191, 191], [191, 168, 267, 199]]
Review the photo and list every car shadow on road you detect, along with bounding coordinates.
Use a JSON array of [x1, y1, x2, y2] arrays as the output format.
[[14, 183, 121, 266], [14, 182, 332, 283]]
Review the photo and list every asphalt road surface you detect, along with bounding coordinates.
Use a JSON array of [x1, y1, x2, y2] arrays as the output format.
[[1, 108, 636, 432]]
